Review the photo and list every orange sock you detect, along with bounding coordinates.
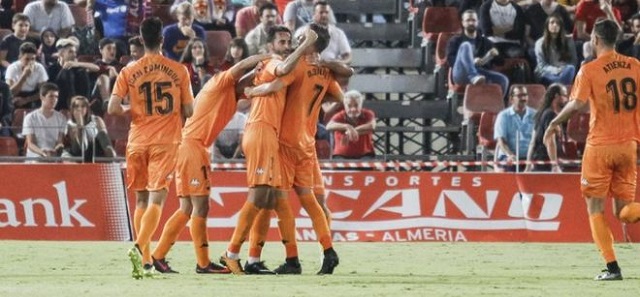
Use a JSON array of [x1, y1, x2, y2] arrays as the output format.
[[190, 216, 210, 268], [152, 210, 189, 260], [299, 193, 332, 250], [249, 209, 271, 259], [619, 202, 640, 223], [136, 203, 163, 263], [227, 201, 260, 254], [274, 198, 297, 258], [589, 213, 616, 263]]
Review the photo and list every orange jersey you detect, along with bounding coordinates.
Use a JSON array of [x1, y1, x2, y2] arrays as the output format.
[[246, 58, 296, 133], [280, 58, 342, 148], [112, 53, 194, 145], [182, 71, 237, 146], [571, 51, 640, 145]]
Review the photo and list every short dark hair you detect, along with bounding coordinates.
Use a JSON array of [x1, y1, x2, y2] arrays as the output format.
[[99, 38, 116, 50], [259, 2, 278, 16], [12, 13, 29, 25], [40, 82, 59, 97], [140, 17, 163, 50], [314, 0, 329, 9], [630, 13, 640, 24], [309, 23, 330, 53], [128, 36, 143, 47], [593, 18, 619, 47], [19, 42, 37, 55], [266, 25, 291, 44]]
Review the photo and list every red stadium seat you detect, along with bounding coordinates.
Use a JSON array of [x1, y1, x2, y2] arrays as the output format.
[[114, 138, 127, 156], [103, 113, 131, 142], [565, 112, 589, 157], [421, 7, 461, 43], [0, 136, 18, 156], [205, 30, 233, 66], [463, 84, 504, 154], [435, 32, 456, 69], [12, 108, 31, 137], [477, 112, 497, 171]]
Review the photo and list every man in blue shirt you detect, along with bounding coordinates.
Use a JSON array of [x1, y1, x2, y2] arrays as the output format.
[[162, 2, 206, 61], [494, 85, 535, 172]]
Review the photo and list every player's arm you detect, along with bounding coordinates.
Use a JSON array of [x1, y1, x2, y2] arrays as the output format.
[[354, 110, 376, 135], [319, 60, 354, 78], [228, 53, 272, 79], [107, 94, 130, 115], [543, 99, 587, 147], [274, 29, 318, 76], [244, 78, 285, 98]]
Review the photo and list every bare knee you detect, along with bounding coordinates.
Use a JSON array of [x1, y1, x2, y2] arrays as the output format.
[[191, 196, 210, 217]]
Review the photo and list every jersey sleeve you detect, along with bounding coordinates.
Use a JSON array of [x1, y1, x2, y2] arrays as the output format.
[[112, 67, 129, 98], [570, 67, 591, 103]]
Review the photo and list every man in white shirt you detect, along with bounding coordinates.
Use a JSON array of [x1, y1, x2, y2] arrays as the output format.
[[5, 42, 49, 109], [23, 0, 75, 38], [283, 0, 336, 32], [22, 82, 66, 160], [244, 2, 279, 55], [295, 1, 351, 63]]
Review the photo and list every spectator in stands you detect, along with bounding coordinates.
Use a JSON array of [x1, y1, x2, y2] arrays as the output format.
[[245, 2, 279, 55], [163, 2, 207, 61], [38, 27, 59, 72], [218, 37, 249, 71], [612, 0, 637, 31], [326, 90, 376, 159], [62, 95, 115, 162], [22, 82, 66, 160], [557, 0, 579, 13], [283, 0, 335, 32], [478, 0, 528, 59], [23, 0, 75, 38], [214, 110, 246, 159], [6, 42, 49, 109], [573, 0, 622, 42], [235, 0, 282, 37], [180, 37, 215, 95], [91, 0, 129, 58], [525, 0, 573, 43], [525, 83, 567, 172], [616, 13, 640, 59], [494, 85, 535, 172], [295, 1, 351, 64], [92, 38, 122, 114], [0, 0, 15, 30], [534, 15, 577, 86], [127, 36, 144, 63], [0, 81, 11, 135], [49, 38, 99, 111], [193, 0, 237, 35], [0, 14, 40, 74], [446, 10, 509, 97]]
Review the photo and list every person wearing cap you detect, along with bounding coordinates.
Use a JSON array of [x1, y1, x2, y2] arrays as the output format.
[[5, 42, 49, 109], [48, 37, 99, 111]]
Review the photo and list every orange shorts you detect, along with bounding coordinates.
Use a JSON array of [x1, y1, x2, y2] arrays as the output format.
[[126, 143, 179, 192], [242, 122, 281, 187], [581, 141, 637, 201], [312, 153, 325, 196], [279, 144, 316, 190], [175, 139, 211, 197]]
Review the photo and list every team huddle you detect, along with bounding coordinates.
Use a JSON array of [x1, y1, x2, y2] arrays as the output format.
[[107, 16, 352, 279]]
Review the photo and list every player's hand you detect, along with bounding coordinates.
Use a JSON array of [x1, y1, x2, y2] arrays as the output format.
[[22, 63, 33, 76], [180, 26, 196, 39], [303, 29, 318, 45], [244, 87, 255, 98], [63, 61, 76, 69], [345, 125, 359, 142]]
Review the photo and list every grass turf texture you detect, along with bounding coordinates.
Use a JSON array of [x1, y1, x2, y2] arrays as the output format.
[[0, 241, 639, 297]]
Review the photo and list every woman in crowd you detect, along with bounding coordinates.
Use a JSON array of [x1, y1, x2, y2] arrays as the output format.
[[180, 37, 215, 95], [534, 15, 577, 86], [218, 37, 249, 71], [62, 96, 116, 163], [525, 83, 568, 172]]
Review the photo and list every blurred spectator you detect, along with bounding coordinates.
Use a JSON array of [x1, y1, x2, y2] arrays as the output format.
[[525, 83, 567, 172], [326, 90, 376, 159], [557, 0, 579, 13], [534, 15, 577, 86], [218, 37, 249, 71], [6, 42, 49, 109], [193, 0, 236, 35], [573, 0, 622, 41], [235, 0, 282, 37], [525, 0, 573, 43], [274, 0, 290, 16], [38, 27, 59, 71], [494, 85, 535, 172], [0, 14, 40, 73], [180, 37, 215, 95], [22, 82, 66, 160], [616, 13, 640, 59], [92, 38, 122, 114], [62, 95, 115, 162], [479, 0, 528, 59], [91, 0, 129, 57], [295, 1, 350, 63], [163, 2, 206, 61], [245, 2, 278, 55], [24, 0, 75, 38], [213, 110, 246, 159], [49, 38, 99, 111], [0, 0, 15, 30], [612, 0, 637, 31], [0, 81, 11, 135], [283, 0, 335, 32], [127, 36, 144, 63], [446, 10, 509, 97]]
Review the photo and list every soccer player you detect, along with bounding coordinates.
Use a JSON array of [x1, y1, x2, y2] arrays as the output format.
[[108, 17, 195, 279], [544, 19, 640, 281], [245, 23, 352, 275], [148, 53, 271, 274], [219, 26, 319, 275]]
